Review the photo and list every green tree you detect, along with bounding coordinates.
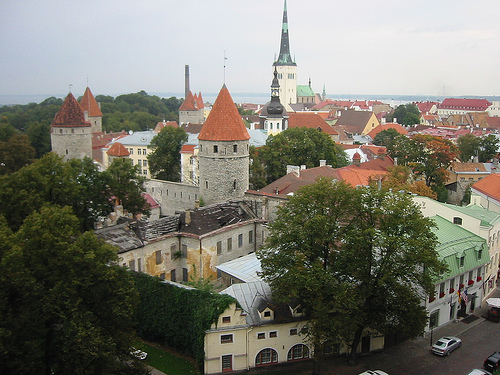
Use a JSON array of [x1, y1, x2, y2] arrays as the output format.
[[259, 127, 349, 183], [390, 103, 420, 125], [0, 206, 149, 375], [0, 134, 36, 175], [479, 134, 499, 162], [0, 153, 148, 231], [26, 121, 51, 158], [457, 133, 480, 162], [249, 145, 267, 190], [147, 126, 188, 182], [389, 134, 457, 188], [372, 128, 400, 150], [103, 158, 150, 215], [258, 178, 445, 371]]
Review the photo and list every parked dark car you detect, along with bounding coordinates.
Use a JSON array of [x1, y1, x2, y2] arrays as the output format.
[[484, 352, 500, 372]]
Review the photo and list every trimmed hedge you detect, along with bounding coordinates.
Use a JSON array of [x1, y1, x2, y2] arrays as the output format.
[[132, 272, 236, 368]]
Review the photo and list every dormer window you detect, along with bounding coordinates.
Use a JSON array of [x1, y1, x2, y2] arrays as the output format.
[[264, 311, 271, 318], [453, 217, 462, 225]]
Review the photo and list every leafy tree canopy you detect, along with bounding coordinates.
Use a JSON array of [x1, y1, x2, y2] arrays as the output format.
[[372, 128, 401, 149], [389, 134, 457, 188], [147, 126, 188, 182], [458, 133, 500, 163], [0, 153, 148, 231], [0, 206, 149, 375], [258, 178, 446, 369], [258, 127, 349, 184], [388, 103, 420, 125]]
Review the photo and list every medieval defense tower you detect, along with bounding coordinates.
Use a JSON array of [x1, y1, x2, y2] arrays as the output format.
[[50, 92, 92, 161], [198, 85, 250, 205], [273, 0, 297, 111], [80, 86, 103, 133]]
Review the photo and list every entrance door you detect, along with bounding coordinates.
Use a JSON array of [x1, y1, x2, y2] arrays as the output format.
[[222, 355, 232, 372], [470, 293, 476, 312]]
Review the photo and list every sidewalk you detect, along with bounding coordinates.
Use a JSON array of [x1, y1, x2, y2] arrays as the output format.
[[418, 286, 500, 344]]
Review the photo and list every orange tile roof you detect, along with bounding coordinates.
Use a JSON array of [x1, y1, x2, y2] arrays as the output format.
[[179, 90, 198, 111], [107, 142, 130, 156], [366, 123, 408, 139], [154, 120, 179, 132], [198, 85, 250, 141], [259, 158, 393, 196], [472, 174, 500, 201], [51, 92, 91, 127], [450, 162, 487, 173], [180, 144, 196, 153], [288, 112, 336, 134], [196, 92, 204, 109], [80, 87, 103, 117]]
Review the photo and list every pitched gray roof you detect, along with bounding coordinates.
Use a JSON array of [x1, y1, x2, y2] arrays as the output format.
[[216, 253, 262, 283]]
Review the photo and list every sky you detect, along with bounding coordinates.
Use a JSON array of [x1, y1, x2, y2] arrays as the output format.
[[1, 0, 499, 102]]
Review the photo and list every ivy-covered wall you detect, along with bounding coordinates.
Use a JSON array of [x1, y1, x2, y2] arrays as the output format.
[[132, 272, 236, 368]]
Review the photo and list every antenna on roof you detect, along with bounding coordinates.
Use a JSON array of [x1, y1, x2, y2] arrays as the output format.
[[223, 51, 228, 84]]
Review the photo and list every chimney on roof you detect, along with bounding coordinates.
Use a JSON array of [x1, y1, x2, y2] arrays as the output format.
[[319, 160, 326, 167], [287, 165, 300, 177], [185, 65, 190, 99], [185, 210, 191, 226]]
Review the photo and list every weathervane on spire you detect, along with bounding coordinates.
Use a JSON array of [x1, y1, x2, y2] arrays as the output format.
[[223, 51, 228, 84], [69, 83, 73, 93]]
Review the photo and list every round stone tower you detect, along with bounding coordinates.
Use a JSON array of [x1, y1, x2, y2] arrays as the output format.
[[50, 92, 92, 161], [198, 85, 250, 205]]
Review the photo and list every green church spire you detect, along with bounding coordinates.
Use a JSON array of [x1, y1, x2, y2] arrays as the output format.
[[274, 0, 296, 66]]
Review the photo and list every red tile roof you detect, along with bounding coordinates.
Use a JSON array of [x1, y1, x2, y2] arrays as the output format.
[[439, 98, 491, 111], [80, 87, 103, 117], [51, 92, 91, 127], [198, 85, 250, 141], [486, 117, 500, 129], [288, 112, 336, 134], [180, 144, 196, 154], [415, 101, 439, 113], [471, 174, 500, 201], [154, 120, 179, 132], [196, 92, 204, 109], [107, 142, 130, 156], [259, 157, 393, 196], [366, 123, 408, 139], [142, 193, 159, 209], [179, 90, 198, 111]]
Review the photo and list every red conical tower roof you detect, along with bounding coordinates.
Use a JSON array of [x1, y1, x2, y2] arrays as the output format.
[[198, 85, 250, 141], [51, 92, 90, 127], [196, 91, 204, 109], [80, 87, 103, 117], [179, 90, 198, 111]]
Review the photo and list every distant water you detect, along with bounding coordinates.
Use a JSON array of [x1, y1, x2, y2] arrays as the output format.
[[1, 92, 499, 106]]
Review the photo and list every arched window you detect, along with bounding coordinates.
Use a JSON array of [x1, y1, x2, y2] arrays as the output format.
[[287, 344, 310, 361], [255, 348, 278, 366]]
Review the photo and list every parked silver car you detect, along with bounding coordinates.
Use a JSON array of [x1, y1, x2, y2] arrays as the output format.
[[466, 369, 492, 375], [431, 336, 462, 356]]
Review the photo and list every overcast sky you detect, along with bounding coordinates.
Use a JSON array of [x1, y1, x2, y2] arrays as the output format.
[[1, 0, 499, 100]]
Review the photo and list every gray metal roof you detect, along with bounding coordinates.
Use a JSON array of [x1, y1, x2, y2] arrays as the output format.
[[221, 281, 272, 325], [216, 253, 262, 283]]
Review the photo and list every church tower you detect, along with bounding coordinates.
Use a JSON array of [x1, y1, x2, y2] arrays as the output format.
[[80, 86, 103, 133], [50, 92, 92, 161], [198, 85, 250, 205], [273, 0, 297, 112], [259, 68, 288, 135]]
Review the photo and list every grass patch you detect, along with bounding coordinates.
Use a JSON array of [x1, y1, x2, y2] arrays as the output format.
[[135, 341, 199, 375]]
